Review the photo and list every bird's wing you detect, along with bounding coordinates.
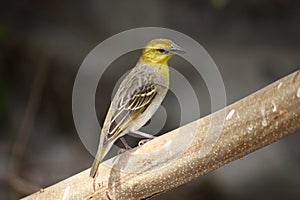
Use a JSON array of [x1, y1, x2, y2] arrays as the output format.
[[105, 83, 157, 141]]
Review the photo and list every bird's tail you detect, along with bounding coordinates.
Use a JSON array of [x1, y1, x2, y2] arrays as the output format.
[[90, 159, 100, 178], [90, 147, 106, 178]]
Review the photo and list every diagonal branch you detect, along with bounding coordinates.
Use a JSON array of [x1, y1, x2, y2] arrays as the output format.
[[23, 70, 300, 200]]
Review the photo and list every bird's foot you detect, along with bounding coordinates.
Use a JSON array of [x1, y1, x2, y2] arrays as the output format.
[[118, 148, 127, 154], [138, 138, 154, 146], [118, 137, 132, 155]]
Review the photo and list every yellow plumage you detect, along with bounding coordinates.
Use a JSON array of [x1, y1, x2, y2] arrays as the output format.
[[90, 38, 185, 178]]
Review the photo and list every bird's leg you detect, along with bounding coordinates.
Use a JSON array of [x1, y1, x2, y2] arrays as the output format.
[[118, 137, 132, 155], [132, 130, 156, 139], [120, 137, 132, 149], [131, 130, 157, 146]]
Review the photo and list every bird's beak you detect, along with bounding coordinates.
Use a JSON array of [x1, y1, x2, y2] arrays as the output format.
[[170, 43, 185, 54]]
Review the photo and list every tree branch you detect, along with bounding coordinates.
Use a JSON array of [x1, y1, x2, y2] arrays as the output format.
[[22, 70, 300, 200]]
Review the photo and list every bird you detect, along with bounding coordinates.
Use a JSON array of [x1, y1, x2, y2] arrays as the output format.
[[90, 38, 185, 178]]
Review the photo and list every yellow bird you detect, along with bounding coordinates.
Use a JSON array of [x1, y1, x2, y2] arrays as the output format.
[[90, 38, 185, 178]]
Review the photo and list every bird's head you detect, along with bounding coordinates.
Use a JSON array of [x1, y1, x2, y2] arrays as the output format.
[[140, 38, 185, 67]]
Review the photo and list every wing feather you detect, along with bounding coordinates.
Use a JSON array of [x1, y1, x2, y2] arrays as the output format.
[[106, 84, 157, 140]]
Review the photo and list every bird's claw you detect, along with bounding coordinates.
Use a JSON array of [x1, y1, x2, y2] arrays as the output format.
[[117, 144, 132, 155], [138, 138, 153, 146], [118, 148, 127, 155]]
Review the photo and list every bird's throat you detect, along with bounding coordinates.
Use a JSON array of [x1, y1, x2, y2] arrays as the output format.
[[138, 57, 170, 84]]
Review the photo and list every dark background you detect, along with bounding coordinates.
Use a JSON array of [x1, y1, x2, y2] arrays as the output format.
[[0, 0, 299, 199]]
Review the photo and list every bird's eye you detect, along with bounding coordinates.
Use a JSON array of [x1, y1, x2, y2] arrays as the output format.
[[157, 48, 166, 53]]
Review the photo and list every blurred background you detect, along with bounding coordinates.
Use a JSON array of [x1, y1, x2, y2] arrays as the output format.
[[0, 0, 299, 199]]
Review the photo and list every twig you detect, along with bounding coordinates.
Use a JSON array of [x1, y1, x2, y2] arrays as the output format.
[[22, 70, 300, 200]]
